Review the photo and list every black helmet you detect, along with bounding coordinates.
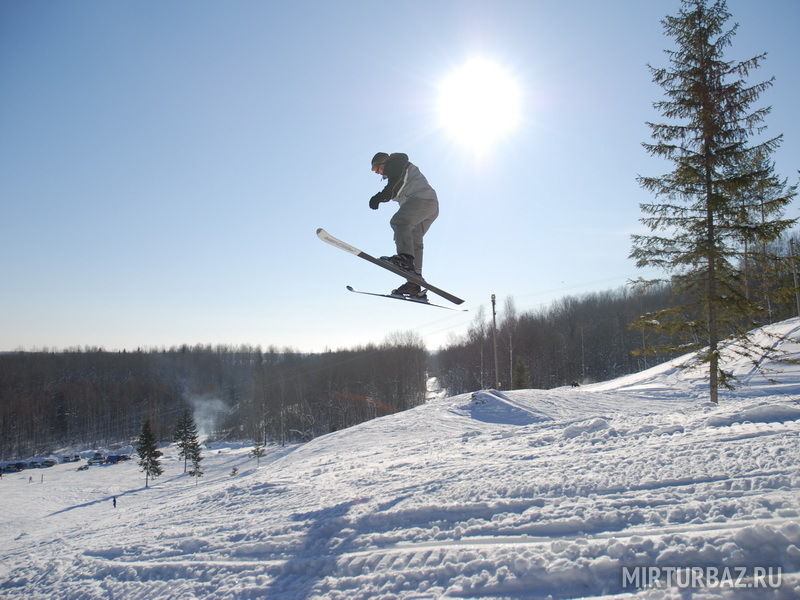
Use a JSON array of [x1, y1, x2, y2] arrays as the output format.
[[371, 152, 389, 169]]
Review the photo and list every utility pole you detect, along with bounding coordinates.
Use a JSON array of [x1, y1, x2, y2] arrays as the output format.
[[491, 294, 500, 389]]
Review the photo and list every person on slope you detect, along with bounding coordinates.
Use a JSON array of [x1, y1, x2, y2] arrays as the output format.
[[369, 152, 439, 300]]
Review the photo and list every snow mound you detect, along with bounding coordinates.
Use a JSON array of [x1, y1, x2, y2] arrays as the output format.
[[563, 416, 610, 439], [706, 400, 800, 427], [459, 389, 552, 425]]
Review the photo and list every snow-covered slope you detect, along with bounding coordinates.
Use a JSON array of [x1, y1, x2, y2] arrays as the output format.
[[2, 320, 800, 599]]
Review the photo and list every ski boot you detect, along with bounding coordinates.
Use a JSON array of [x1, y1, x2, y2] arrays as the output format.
[[392, 281, 428, 301], [380, 253, 416, 273]]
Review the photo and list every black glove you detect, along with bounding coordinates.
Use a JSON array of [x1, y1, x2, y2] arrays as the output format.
[[369, 193, 387, 210]]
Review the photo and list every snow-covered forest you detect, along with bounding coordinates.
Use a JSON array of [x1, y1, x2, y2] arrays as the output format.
[[0, 339, 428, 460]]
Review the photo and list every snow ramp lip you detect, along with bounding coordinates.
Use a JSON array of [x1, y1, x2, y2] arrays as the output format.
[[458, 389, 552, 426]]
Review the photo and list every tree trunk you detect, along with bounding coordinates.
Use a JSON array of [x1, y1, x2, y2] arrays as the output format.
[[706, 165, 719, 404]]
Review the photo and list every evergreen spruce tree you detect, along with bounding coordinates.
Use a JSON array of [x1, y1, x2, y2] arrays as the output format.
[[250, 443, 266, 467], [174, 409, 199, 473], [631, 0, 796, 403], [136, 419, 163, 488], [187, 438, 203, 484], [511, 358, 532, 390], [173, 410, 188, 471]]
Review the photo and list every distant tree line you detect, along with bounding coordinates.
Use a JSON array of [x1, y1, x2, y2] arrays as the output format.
[[0, 333, 427, 460], [435, 285, 678, 395]]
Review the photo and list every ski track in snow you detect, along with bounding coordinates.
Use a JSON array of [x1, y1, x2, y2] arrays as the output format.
[[2, 320, 800, 599]]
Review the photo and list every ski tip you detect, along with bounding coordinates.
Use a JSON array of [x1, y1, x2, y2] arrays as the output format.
[[346, 285, 354, 291], [316, 227, 324, 235]]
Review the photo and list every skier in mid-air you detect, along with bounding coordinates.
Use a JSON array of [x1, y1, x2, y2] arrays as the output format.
[[369, 152, 439, 300]]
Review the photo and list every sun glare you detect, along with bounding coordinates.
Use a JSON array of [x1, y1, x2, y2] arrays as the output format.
[[437, 58, 521, 153]]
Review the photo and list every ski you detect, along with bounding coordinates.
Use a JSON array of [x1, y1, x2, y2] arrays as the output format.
[[346, 286, 468, 311], [316, 228, 465, 305]]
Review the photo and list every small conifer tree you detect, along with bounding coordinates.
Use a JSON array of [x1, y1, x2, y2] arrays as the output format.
[[174, 409, 199, 474], [136, 419, 163, 488], [187, 438, 204, 484], [511, 358, 532, 390], [250, 443, 266, 467]]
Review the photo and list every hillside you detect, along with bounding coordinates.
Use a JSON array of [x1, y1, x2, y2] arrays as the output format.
[[2, 320, 800, 599]]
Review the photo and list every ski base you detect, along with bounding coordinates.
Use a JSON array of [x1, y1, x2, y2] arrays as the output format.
[[346, 286, 467, 311]]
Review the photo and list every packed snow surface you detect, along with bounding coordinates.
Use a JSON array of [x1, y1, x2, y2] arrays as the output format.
[[2, 320, 800, 599]]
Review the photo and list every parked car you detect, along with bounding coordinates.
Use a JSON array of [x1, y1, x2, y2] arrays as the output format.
[[87, 453, 106, 465], [105, 454, 131, 464]]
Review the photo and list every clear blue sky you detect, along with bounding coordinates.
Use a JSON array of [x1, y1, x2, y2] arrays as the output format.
[[2, 0, 798, 352]]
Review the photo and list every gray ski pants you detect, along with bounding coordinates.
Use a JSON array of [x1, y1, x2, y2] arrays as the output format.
[[390, 196, 439, 273]]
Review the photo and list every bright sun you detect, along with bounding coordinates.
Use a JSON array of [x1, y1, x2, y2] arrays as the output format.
[[436, 58, 521, 153]]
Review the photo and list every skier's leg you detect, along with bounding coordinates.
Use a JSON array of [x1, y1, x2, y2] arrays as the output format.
[[411, 200, 439, 273], [390, 197, 438, 272]]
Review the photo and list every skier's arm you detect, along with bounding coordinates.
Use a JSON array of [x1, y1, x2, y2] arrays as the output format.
[[369, 189, 390, 209], [370, 177, 397, 208]]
